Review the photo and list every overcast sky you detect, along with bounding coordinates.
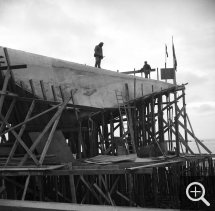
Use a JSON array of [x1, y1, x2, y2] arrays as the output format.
[[0, 0, 215, 139]]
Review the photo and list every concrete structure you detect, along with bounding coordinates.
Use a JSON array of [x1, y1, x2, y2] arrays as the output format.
[[0, 46, 173, 108]]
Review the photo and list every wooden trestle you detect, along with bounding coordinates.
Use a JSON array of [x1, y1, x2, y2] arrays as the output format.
[[0, 48, 214, 210]]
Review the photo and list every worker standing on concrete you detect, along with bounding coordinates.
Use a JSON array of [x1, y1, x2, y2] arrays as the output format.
[[141, 61, 151, 78], [94, 42, 104, 68]]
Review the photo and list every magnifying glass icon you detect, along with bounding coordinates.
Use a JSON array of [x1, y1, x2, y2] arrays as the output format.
[[186, 182, 210, 206]]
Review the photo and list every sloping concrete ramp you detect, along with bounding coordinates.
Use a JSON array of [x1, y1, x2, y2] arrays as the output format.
[[29, 131, 75, 163], [0, 46, 174, 108]]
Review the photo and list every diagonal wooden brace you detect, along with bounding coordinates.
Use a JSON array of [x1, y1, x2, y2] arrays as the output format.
[[5, 100, 35, 166], [0, 113, 40, 165], [18, 96, 71, 166], [0, 49, 14, 115], [39, 114, 61, 165], [0, 102, 62, 137], [0, 98, 16, 134], [178, 120, 212, 154]]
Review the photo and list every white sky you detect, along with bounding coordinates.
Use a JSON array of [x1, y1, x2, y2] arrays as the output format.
[[0, 0, 215, 139]]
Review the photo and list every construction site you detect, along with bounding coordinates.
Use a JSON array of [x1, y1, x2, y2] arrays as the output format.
[[0, 46, 214, 211]]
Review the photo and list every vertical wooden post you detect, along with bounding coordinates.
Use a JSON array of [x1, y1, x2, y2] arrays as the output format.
[[32, 176, 36, 201], [29, 79, 36, 98], [141, 100, 146, 146], [151, 96, 155, 141], [182, 87, 188, 153], [158, 93, 164, 144], [20, 81, 27, 97], [157, 68, 159, 81], [173, 38, 179, 156], [89, 118, 94, 157], [59, 85, 65, 102], [40, 80, 47, 100], [133, 102, 137, 150], [54, 176, 58, 202], [141, 84, 143, 96], [153, 168, 158, 207], [51, 85, 58, 101], [110, 111, 114, 155], [134, 78, 136, 99], [173, 91, 180, 156], [128, 174, 133, 207], [68, 163, 77, 203]]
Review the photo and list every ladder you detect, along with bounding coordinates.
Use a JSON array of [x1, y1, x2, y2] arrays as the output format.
[[115, 91, 136, 154]]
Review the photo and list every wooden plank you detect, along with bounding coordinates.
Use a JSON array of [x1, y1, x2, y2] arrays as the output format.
[[0, 168, 153, 176], [0, 64, 27, 70], [0, 91, 18, 97], [0, 165, 66, 171], [127, 160, 184, 170]]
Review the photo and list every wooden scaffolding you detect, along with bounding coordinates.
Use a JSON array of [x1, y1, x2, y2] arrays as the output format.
[[0, 47, 214, 210]]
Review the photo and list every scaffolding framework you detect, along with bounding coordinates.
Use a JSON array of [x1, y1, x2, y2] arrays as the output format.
[[0, 47, 214, 210]]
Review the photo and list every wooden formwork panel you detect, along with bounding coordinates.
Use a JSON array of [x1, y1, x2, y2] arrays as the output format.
[[29, 131, 76, 163]]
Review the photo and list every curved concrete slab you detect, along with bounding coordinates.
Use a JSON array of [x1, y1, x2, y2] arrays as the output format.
[[0, 46, 174, 108]]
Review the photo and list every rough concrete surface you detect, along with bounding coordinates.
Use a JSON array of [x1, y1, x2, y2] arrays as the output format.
[[0, 46, 173, 108]]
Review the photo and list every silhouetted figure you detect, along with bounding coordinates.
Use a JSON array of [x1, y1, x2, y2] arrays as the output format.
[[141, 61, 151, 78], [94, 42, 104, 68]]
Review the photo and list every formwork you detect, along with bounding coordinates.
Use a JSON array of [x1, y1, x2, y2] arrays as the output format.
[[0, 47, 214, 211]]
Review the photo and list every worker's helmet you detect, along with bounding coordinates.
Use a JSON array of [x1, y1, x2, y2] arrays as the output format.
[[99, 42, 104, 45]]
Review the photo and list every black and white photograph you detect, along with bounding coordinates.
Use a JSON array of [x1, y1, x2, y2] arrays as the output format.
[[0, 0, 215, 210]]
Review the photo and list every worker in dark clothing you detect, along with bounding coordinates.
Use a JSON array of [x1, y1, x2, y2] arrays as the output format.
[[141, 61, 151, 78], [94, 42, 104, 68]]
